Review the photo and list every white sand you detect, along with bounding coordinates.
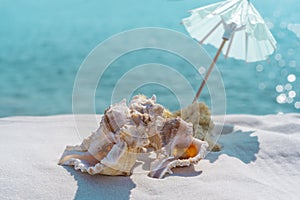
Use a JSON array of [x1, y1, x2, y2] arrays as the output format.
[[0, 114, 299, 200]]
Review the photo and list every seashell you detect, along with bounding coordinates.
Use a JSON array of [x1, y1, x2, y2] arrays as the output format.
[[59, 95, 211, 178], [158, 117, 194, 156], [60, 140, 137, 176], [148, 118, 209, 179], [58, 99, 136, 175], [148, 138, 208, 178]]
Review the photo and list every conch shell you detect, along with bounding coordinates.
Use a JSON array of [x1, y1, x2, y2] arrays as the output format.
[[59, 95, 211, 178]]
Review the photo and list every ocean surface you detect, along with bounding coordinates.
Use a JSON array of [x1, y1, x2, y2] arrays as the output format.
[[1, 0, 300, 117]]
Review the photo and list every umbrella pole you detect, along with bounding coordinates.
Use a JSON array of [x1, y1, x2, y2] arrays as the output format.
[[193, 38, 228, 103]]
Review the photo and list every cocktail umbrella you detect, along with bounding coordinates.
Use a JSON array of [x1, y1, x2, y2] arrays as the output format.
[[182, 0, 277, 102]]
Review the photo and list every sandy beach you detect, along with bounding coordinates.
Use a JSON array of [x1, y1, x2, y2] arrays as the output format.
[[0, 114, 299, 200]]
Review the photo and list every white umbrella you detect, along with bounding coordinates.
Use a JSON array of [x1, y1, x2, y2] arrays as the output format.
[[182, 0, 277, 102]]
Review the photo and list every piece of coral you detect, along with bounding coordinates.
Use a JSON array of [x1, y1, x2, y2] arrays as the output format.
[[173, 102, 221, 152], [58, 95, 213, 178]]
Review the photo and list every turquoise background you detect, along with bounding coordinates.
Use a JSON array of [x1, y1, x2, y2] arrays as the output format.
[[0, 0, 299, 117]]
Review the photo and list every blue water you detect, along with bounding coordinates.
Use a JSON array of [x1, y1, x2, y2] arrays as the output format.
[[0, 0, 300, 117]]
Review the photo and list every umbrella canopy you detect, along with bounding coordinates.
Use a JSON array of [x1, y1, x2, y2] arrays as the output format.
[[182, 0, 277, 102], [182, 0, 276, 62]]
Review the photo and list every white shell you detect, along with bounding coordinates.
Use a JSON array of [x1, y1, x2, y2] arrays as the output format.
[[148, 118, 208, 178]]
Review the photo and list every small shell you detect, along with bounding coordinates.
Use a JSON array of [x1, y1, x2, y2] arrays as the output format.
[[148, 117, 208, 178], [159, 117, 194, 156], [149, 138, 208, 179]]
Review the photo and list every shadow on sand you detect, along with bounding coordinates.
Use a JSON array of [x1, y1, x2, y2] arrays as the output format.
[[206, 128, 260, 164], [170, 165, 203, 177], [64, 167, 136, 200], [62, 125, 259, 196]]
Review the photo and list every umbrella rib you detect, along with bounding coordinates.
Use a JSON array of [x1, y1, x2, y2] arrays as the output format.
[[199, 20, 222, 44], [257, 39, 263, 61], [269, 39, 276, 51], [225, 31, 235, 58]]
